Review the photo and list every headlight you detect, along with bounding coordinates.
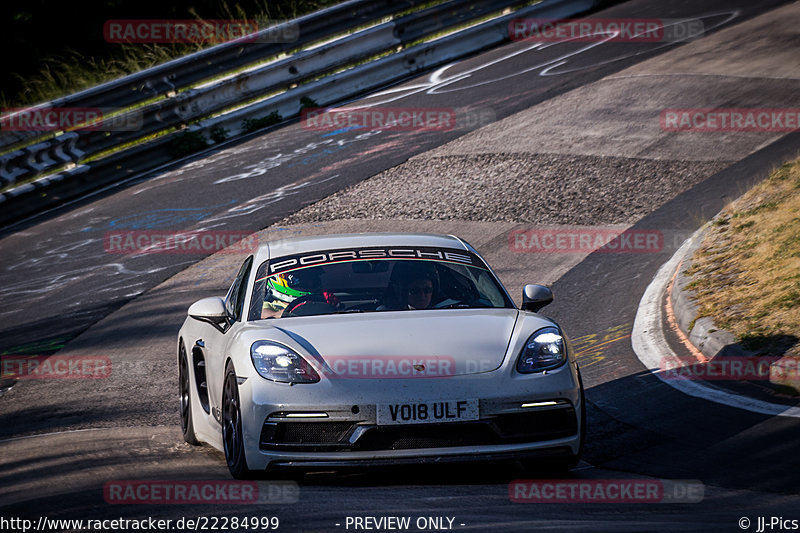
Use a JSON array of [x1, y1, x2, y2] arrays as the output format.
[[516, 326, 566, 373], [250, 341, 319, 383]]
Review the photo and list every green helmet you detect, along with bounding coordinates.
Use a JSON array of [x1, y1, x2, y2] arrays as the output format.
[[265, 268, 322, 304]]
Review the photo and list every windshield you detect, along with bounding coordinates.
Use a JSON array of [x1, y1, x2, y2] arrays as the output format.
[[247, 246, 514, 320]]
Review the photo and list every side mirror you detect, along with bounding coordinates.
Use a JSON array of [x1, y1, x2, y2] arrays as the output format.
[[521, 285, 553, 312], [188, 297, 229, 332]]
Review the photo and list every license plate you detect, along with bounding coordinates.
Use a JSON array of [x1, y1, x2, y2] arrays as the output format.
[[376, 399, 479, 425]]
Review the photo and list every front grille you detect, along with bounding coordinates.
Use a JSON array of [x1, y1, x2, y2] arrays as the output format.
[[492, 408, 577, 440], [353, 423, 497, 451], [259, 407, 578, 452], [260, 421, 355, 450]]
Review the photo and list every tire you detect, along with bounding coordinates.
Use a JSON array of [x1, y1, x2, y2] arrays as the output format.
[[179, 342, 200, 445], [222, 361, 254, 479], [572, 367, 587, 463], [523, 368, 586, 473]]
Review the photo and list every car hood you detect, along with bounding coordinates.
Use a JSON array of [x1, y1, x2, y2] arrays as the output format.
[[261, 309, 520, 377]]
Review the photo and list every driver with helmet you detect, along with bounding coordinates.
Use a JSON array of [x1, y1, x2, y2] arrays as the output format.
[[261, 267, 339, 318]]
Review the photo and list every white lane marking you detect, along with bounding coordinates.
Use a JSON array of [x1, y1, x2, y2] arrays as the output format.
[[538, 11, 740, 77], [353, 10, 740, 103], [631, 228, 800, 418]]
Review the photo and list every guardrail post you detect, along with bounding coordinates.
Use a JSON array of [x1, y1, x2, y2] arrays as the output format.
[[59, 132, 85, 163], [0, 150, 28, 187], [25, 141, 58, 174]]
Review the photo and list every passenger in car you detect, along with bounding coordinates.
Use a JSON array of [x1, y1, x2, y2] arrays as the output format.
[[379, 262, 440, 310], [406, 278, 434, 310]]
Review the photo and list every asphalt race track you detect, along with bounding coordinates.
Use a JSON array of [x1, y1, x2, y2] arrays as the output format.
[[1, 0, 799, 531]]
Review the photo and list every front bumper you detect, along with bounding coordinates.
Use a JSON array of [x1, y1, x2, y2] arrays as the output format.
[[266, 446, 576, 471], [235, 361, 583, 472], [260, 404, 577, 451]]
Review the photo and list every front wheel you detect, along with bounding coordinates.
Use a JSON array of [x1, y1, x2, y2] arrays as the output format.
[[222, 361, 253, 479], [179, 342, 200, 445]]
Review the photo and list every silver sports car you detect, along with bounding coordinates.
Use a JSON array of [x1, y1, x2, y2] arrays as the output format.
[[177, 233, 585, 478]]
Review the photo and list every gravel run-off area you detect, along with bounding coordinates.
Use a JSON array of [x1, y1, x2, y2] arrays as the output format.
[[281, 153, 729, 226]]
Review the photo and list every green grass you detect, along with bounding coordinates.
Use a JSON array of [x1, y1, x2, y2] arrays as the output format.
[[687, 158, 800, 364], [1, 44, 202, 110], [1, 1, 345, 110]]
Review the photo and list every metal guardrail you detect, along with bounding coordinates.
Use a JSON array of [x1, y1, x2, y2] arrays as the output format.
[[0, 0, 441, 181], [0, 0, 606, 226], [0, 0, 429, 151], [1, 0, 526, 188]]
